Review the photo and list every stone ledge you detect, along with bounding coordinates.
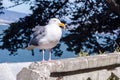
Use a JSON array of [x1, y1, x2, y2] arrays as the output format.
[[29, 53, 120, 72], [17, 52, 120, 80]]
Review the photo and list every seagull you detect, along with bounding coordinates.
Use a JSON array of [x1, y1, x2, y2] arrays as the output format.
[[26, 18, 65, 61]]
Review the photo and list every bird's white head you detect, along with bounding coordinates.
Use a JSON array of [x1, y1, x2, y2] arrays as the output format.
[[48, 18, 65, 28]]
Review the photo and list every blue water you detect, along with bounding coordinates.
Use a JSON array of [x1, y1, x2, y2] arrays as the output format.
[[0, 25, 76, 63]]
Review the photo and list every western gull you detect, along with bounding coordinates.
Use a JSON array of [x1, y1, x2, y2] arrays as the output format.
[[26, 18, 65, 61]]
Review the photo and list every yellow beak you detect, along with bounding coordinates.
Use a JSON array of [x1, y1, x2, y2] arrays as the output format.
[[59, 22, 65, 28]]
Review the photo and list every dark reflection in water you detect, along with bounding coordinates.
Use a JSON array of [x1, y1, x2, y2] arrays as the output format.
[[0, 0, 120, 63], [0, 25, 75, 63], [0, 25, 119, 63]]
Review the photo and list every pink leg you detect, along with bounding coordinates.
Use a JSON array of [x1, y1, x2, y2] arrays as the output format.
[[48, 49, 52, 61], [42, 50, 45, 62]]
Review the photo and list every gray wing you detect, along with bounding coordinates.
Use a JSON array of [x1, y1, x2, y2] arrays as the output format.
[[29, 25, 46, 46]]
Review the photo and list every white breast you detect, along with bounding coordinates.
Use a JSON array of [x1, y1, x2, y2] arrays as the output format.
[[38, 24, 62, 49], [46, 24, 62, 41]]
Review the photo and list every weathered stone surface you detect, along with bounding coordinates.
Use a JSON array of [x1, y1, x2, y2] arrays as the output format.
[[98, 69, 111, 80], [17, 53, 120, 80], [17, 68, 50, 80], [112, 67, 120, 78]]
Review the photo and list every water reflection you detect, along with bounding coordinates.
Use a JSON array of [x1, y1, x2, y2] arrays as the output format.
[[0, 25, 76, 63], [0, 24, 120, 63]]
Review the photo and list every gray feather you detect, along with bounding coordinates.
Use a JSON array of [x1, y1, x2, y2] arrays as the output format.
[[29, 25, 46, 46]]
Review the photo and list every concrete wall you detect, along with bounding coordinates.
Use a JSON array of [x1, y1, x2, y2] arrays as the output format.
[[17, 53, 120, 80]]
